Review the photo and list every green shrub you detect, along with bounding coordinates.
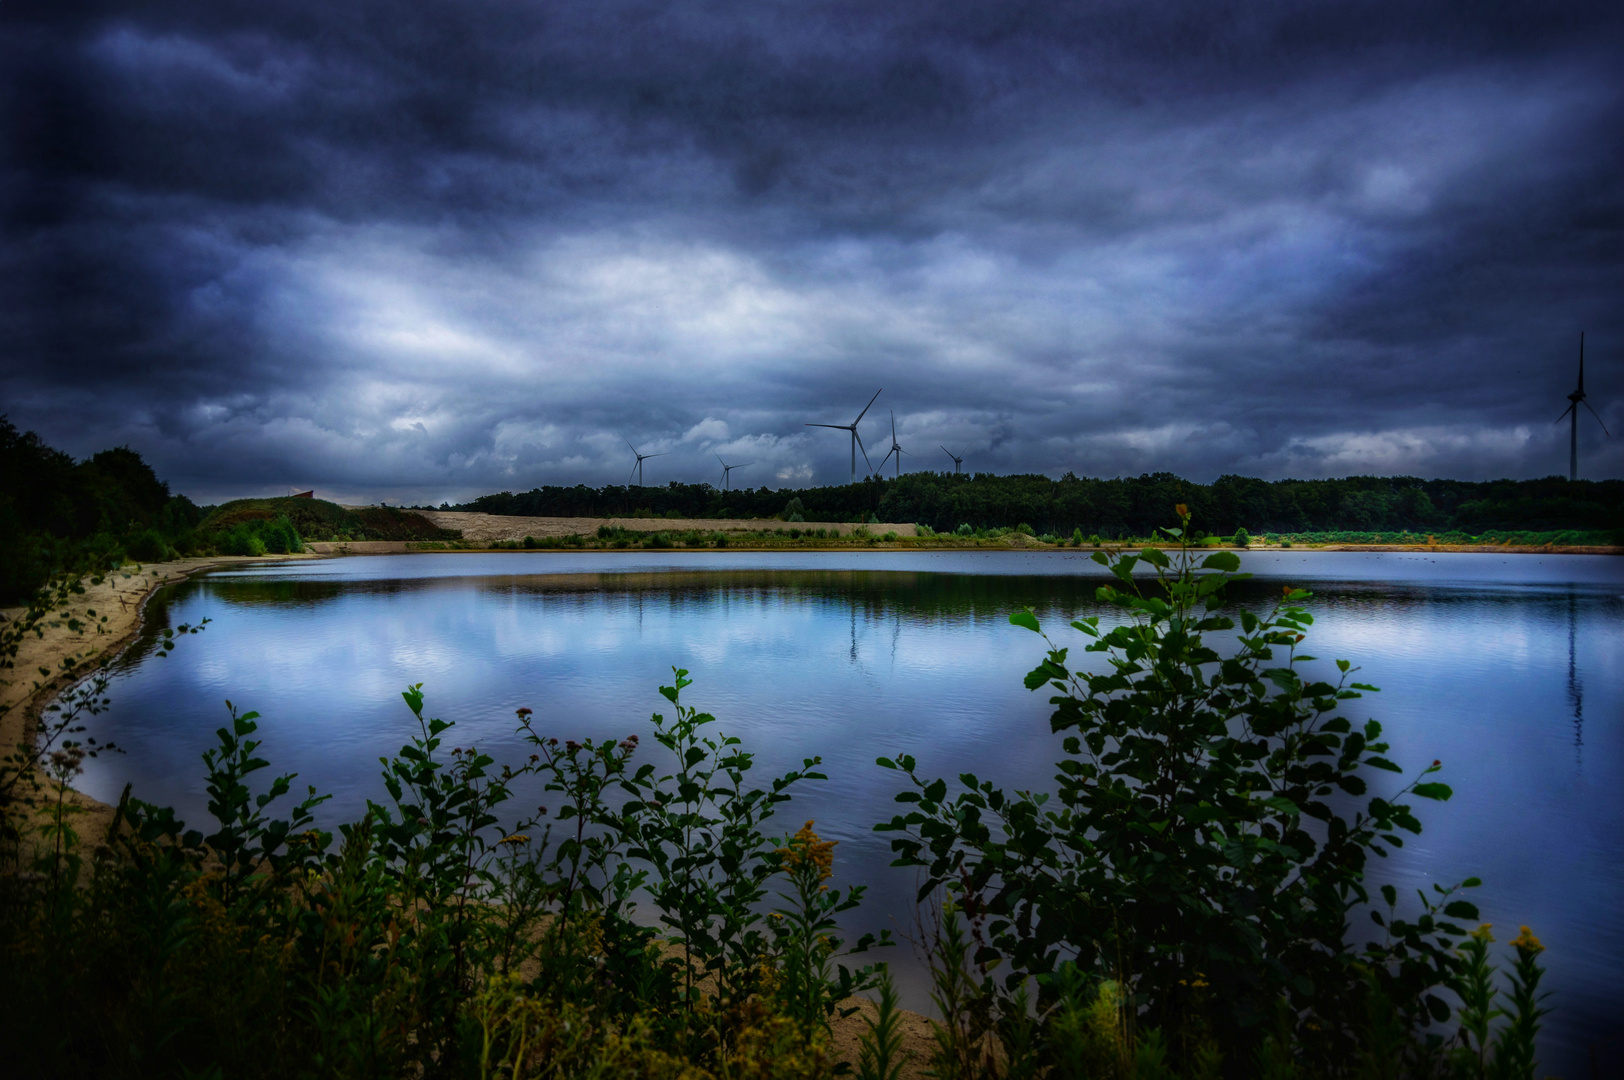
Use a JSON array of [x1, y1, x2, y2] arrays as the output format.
[[1014, 522, 1033, 535], [0, 670, 885, 1079], [1233, 526, 1250, 547], [126, 529, 170, 563], [878, 512, 1488, 1073]]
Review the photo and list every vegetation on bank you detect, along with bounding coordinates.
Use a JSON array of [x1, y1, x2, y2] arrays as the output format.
[[0, 417, 462, 602], [0, 417, 206, 603], [453, 472, 1624, 542], [0, 513, 1562, 1079], [198, 497, 461, 553]]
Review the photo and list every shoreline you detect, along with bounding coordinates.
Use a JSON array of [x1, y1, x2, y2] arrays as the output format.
[[1, 554, 320, 836], [5, 538, 1616, 826], [302, 538, 1624, 556]]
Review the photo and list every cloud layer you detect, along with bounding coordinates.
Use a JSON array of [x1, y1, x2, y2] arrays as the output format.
[[4, 1, 1622, 501]]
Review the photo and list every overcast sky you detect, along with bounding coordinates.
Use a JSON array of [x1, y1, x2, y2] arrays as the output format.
[[3, 1, 1621, 503]]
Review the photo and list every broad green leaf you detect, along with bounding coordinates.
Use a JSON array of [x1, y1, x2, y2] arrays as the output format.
[[1009, 610, 1041, 633]]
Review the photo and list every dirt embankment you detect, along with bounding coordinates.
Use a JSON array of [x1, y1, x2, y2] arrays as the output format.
[[1, 555, 319, 836], [419, 511, 917, 544]]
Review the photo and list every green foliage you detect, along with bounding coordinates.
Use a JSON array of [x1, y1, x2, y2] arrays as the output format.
[[457, 471, 1622, 542], [1232, 526, 1250, 547], [0, 417, 202, 601], [199, 498, 459, 548], [878, 515, 1507, 1074], [0, 670, 882, 1079], [855, 967, 909, 1080]]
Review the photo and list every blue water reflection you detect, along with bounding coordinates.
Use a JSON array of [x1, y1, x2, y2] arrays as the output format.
[[76, 551, 1624, 1072]]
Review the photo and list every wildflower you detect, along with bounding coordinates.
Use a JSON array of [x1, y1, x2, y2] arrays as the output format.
[[1510, 925, 1544, 956], [1470, 923, 1494, 943], [499, 834, 531, 846], [565, 740, 580, 753], [779, 820, 836, 887], [516, 707, 533, 717], [1175, 503, 1189, 519]]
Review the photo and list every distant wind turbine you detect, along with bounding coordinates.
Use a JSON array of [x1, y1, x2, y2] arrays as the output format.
[[625, 438, 670, 487], [806, 389, 881, 481], [875, 411, 907, 476], [1556, 332, 1609, 481], [940, 445, 964, 474], [716, 454, 754, 492]]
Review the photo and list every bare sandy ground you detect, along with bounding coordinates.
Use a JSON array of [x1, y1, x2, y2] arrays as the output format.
[[418, 511, 918, 544], [1, 555, 319, 847]]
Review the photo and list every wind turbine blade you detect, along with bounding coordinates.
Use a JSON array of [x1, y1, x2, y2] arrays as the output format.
[[625, 436, 639, 454], [1556, 404, 1576, 424], [853, 388, 882, 425], [855, 432, 873, 471], [737, 462, 754, 468], [890, 410, 896, 440], [1581, 399, 1611, 436], [805, 423, 846, 429], [630, 462, 639, 483], [1578, 331, 1585, 395], [647, 451, 670, 459], [941, 445, 953, 459], [877, 447, 895, 471]]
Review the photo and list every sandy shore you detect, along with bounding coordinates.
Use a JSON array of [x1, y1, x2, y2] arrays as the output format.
[[417, 511, 919, 543], [1, 555, 319, 844]]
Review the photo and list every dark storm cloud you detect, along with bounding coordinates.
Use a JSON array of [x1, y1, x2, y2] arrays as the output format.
[[3, 0, 1622, 501]]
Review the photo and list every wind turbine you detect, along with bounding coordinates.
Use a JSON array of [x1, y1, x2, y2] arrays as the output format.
[[716, 453, 753, 492], [625, 438, 669, 487], [940, 445, 964, 474], [806, 389, 881, 481], [875, 410, 907, 476], [1556, 332, 1609, 481]]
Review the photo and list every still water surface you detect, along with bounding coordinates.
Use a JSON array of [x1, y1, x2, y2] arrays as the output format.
[[78, 551, 1624, 1071]]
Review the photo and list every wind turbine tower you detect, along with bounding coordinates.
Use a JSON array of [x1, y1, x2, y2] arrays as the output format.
[[876, 411, 907, 476], [1556, 332, 1609, 481], [625, 438, 669, 487], [806, 389, 881, 481], [716, 454, 754, 492], [940, 446, 964, 474]]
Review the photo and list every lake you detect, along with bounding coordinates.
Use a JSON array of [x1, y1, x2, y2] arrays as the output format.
[[75, 549, 1624, 1072]]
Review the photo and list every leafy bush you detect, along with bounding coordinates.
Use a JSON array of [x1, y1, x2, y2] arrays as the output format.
[[125, 528, 171, 562], [876, 512, 1507, 1074], [1232, 526, 1250, 546], [0, 672, 886, 1078]]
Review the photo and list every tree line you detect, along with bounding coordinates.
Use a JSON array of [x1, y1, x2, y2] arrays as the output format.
[[453, 470, 1624, 539]]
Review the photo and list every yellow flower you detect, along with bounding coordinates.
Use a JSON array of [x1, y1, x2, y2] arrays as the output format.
[[1175, 504, 1189, 519], [1470, 923, 1494, 943], [499, 833, 531, 846], [1510, 925, 1544, 955], [779, 820, 836, 886]]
